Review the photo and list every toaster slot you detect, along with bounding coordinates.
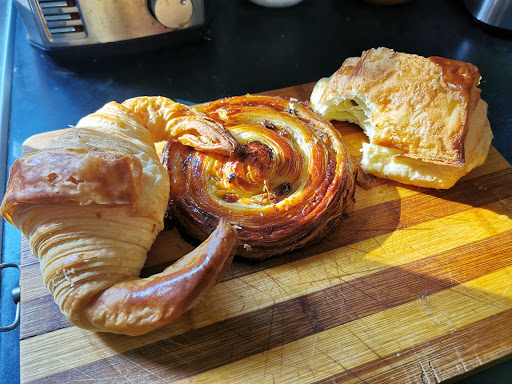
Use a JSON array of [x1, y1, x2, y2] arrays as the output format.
[[36, 0, 85, 39]]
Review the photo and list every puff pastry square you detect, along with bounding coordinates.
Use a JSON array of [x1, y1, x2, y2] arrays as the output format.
[[311, 47, 493, 189]]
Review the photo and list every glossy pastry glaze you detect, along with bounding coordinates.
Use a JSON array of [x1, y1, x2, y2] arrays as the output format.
[[162, 95, 356, 259]]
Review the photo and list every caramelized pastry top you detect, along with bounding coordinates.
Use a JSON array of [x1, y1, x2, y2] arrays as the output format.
[[162, 95, 355, 259]]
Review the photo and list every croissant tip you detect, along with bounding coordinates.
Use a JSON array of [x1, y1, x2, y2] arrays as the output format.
[[217, 218, 236, 233], [228, 143, 242, 157]]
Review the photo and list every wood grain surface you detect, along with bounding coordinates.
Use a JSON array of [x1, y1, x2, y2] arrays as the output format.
[[18, 84, 512, 383]]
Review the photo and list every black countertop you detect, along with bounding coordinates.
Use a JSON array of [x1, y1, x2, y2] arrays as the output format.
[[1, 0, 511, 383]]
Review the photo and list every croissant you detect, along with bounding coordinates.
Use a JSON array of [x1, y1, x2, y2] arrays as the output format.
[[1, 97, 240, 336], [162, 95, 356, 259]]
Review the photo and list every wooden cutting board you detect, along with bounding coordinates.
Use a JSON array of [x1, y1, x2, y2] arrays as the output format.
[[19, 83, 512, 383]]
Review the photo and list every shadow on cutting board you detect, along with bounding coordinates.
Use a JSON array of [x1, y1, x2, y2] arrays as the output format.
[[88, 196, 512, 383], [90, 146, 512, 383], [19, 120, 512, 383]]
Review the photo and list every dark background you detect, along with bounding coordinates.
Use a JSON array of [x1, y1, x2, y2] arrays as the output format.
[[1, 0, 511, 383]]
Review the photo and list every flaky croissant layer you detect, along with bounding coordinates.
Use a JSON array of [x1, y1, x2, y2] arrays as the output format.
[[1, 97, 239, 335], [163, 95, 356, 259]]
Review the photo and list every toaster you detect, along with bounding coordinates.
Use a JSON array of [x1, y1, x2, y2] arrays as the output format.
[[14, 0, 207, 50]]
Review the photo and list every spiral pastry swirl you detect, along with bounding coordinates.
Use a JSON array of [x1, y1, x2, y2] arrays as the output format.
[[162, 95, 355, 259]]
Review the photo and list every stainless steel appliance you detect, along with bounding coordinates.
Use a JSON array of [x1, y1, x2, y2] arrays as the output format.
[[14, 0, 206, 50], [465, 0, 512, 31]]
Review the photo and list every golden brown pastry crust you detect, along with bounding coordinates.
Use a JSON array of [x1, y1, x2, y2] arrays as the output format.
[[162, 95, 356, 259], [317, 48, 482, 165], [1, 97, 239, 336], [82, 219, 238, 335], [1, 148, 142, 210], [311, 47, 493, 189], [122, 96, 240, 156]]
